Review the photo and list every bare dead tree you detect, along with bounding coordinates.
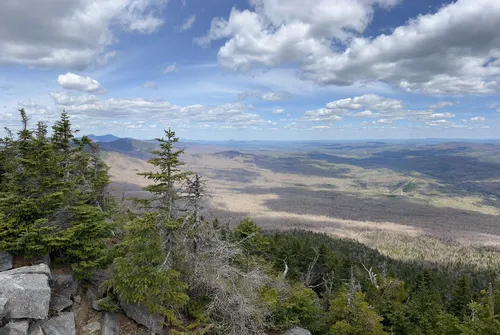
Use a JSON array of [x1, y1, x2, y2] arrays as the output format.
[[283, 258, 289, 278], [178, 223, 268, 335], [362, 263, 379, 289], [301, 248, 320, 288], [322, 270, 335, 296], [347, 268, 361, 309]]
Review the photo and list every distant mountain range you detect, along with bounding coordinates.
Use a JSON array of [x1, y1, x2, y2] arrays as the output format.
[[87, 134, 121, 142], [97, 138, 157, 160]]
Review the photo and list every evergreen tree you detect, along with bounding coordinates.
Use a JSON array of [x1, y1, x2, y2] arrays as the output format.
[[106, 128, 192, 326], [0, 110, 111, 277], [138, 128, 192, 260]]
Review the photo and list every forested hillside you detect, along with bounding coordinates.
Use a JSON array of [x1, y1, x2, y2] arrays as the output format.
[[1, 111, 500, 335]]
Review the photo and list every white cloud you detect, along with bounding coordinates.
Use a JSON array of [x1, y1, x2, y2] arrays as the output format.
[[50, 92, 273, 130], [272, 108, 285, 114], [304, 94, 404, 121], [422, 112, 456, 120], [57, 72, 105, 93], [143, 81, 158, 89], [163, 63, 177, 74], [0, 0, 167, 70], [238, 91, 290, 101], [469, 116, 486, 123], [429, 101, 455, 109], [51, 92, 100, 106], [373, 119, 392, 125], [179, 15, 196, 32], [303, 94, 461, 124], [181, 0, 187, 8], [199, 0, 500, 94]]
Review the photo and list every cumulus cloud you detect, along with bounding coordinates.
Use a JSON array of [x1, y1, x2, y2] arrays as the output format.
[[57, 72, 105, 93], [163, 63, 177, 74], [179, 15, 196, 32], [272, 108, 285, 114], [304, 94, 404, 121], [143, 81, 158, 89], [0, 0, 167, 70], [198, 0, 500, 94], [303, 94, 460, 124]]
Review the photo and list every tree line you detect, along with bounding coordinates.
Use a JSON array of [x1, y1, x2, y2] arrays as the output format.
[[1, 110, 499, 334]]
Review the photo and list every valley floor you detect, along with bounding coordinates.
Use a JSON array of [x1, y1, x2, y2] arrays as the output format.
[[103, 141, 500, 271]]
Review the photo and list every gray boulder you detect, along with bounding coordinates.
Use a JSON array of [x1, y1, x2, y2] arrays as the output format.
[[50, 274, 78, 299], [101, 312, 118, 335], [27, 324, 43, 335], [41, 312, 76, 335], [91, 300, 103, 312], [0, 320, 30, 335], [49, 274, 78, 313], [284, 327, 312, 335], [120, 300, 163, 334], [0, 252, 13, 272], [49, 295, 73, 313], [0, 264, 51, 319], [0, 298, 8, 319]]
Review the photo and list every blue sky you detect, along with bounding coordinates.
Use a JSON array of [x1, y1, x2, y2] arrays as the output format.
[[1, 0, 499, 140]]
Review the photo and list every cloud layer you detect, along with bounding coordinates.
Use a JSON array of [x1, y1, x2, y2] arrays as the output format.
[[198, 0, 500, 94], [0, 0, 167, 70]]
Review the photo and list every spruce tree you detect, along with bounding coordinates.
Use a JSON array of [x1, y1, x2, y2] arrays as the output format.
[[0, 110, 111, 278], [106, 128, 191, 326]]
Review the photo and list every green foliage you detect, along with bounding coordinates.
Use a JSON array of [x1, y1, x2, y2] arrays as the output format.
[[106, 129, 192, 326], [105, 213, 189, 325], [328, 289, 387, 335], [261, 282, 320, 331], [138, 128, 192, 216], [232, 218, 269, 271], [5, 117, 500, 334], [0, 109, 112, 278]]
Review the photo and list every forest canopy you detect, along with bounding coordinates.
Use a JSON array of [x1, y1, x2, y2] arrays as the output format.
[[0, 110, 499, 334]]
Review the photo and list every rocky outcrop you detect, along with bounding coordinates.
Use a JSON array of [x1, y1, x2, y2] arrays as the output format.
[[50, 274, 78, 299], [49, 296, 73, 313], [0, 252, 13, 272], [0, 298, 8, 319], [120, 300, 163, 334], [285, 326, 312, 335], [0, 319, 30, 335], [48, 274, 78, 313], [27, 323, 43, 335], [0, 264, 51, 319], [0, 265, 78, 335], [40, 312, 76, 335]]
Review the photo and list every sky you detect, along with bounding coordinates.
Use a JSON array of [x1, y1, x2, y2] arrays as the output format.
[[1, 0, 500, 141]]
